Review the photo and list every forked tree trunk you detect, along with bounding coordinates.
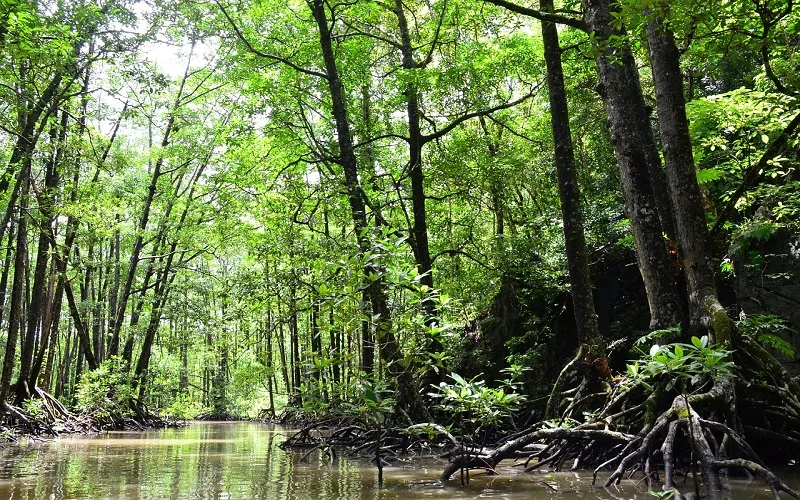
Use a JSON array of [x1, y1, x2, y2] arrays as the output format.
[[583, 0, 681, 329]]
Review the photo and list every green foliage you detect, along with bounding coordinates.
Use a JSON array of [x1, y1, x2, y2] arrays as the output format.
[[646, 489, 676, 499], [21, 398, 47, 419], [2, 0, 797, 437], [738, 314, 797, 358], [75, 357, 135, 419], [687, 88, 799, 231], [730, 218, 782, 256], [161, 394, 207, 421], [627, 336, 736, 393], [342, 380, 395, 425], [429, 366, 528, 433], [634, 325, 683, 347]]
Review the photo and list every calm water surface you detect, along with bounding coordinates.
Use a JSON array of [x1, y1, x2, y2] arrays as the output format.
[[0, 421, 797, 499]]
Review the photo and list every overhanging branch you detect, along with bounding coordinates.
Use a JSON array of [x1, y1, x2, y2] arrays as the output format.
[[483, 0, 587, 31]]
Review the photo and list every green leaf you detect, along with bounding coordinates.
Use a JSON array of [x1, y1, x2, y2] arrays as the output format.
[[696, 168, 724, 184]]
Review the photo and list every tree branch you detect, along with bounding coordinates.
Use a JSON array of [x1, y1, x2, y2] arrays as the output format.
[[214, 0, 329, 80], [483, 0, 587, 31], [421, 87, 540, 143]]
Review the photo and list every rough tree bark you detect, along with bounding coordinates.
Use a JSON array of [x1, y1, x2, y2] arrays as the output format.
[[646, 13, 731, 344], [582, 0, 682, 329], [540, 0, 602, 349]]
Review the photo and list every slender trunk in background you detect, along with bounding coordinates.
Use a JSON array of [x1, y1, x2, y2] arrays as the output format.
[[0, 221, 16, 330], [64, 282, 98, 370], [541, 0, 602, 348], [309, 0, 427, 420], [329, 309, 339, 384], [311, 298, 322, 382], [266, 320, 275, 415], [107, 219, 120, 355], [289, 284, 301, 399], [55, 318, 73, 399], [276, 298, 290, 394], [0, 197, 28, 403]]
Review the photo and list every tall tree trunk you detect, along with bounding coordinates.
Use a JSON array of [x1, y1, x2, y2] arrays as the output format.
[[0, 220, 16, 330], [541, 0, 602, 348], [309, 0, 426, 420], [109, 46, 195, 356], [391, 0, 436, 319], [583, 0, 681, 329], [647, 14, 731, 344], [28, 110, 70, 392], [16, 166, 56, 401], [0, 198, 28, 404], [107, 218, 121, 355]]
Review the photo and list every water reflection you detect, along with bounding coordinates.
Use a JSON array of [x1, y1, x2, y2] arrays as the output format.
[[0, 422, 796, 499]]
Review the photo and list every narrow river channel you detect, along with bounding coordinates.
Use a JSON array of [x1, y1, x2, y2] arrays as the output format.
[[0, 421, 796, 499]]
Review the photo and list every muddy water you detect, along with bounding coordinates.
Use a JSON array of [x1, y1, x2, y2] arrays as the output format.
[[0, 421, 796, 499]]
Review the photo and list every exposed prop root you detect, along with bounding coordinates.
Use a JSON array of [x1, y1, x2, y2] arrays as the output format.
[[713, 459, 800, 500], [440, 370, 800, 499], [279, 417, 467, 468], [545, 344, 586, 420], [1, 387, 183, 440]]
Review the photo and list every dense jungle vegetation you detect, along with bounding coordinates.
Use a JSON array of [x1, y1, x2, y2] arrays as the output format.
[[1, 0, 799, 496]]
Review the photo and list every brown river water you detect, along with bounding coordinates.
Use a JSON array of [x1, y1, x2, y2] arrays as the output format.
[[0, 421, 797, 499]]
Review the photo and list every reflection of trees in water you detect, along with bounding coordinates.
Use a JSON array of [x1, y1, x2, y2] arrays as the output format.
[[3, 424, 793, 499]]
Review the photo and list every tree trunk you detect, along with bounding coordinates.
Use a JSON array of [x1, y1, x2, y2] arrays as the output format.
[[391, 0, 436, 319], [583, 0, 681, 329], [289, 285, 301, 400], [647, 13, 731, 344], [27, 110, 69, 392], [541, 0, 602, 348], [0, 201, 28, 404], [309, 0, 425, 419], [0, 220, 15, 330], [64, 282, 98, 370], [265, 320, 275, 415]]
